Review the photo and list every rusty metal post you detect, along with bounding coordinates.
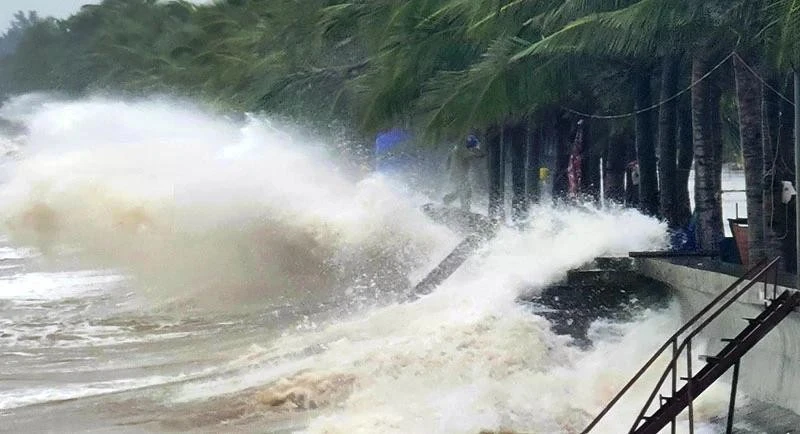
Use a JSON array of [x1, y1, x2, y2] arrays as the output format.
[[725, 361, 741, 434], [687, 339, 694, 434], [671, 339, 677, 434]]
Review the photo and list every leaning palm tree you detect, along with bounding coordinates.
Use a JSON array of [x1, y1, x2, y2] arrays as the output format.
[[713, 0, 799, 266], [766, 0, 800, 271], [514, 0, 742, 251], [414, 0, 590, 217], [514, 0, 693, 219]]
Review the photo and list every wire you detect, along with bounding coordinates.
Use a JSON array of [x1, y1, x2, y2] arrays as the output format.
[[561, 52, 736, 120], [733, 52, 795, 107], [777, 200, 790, 241], [562, 51, 797, 121]]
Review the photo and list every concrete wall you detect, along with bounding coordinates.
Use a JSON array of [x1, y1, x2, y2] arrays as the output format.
[[635, 258, 800, 415]]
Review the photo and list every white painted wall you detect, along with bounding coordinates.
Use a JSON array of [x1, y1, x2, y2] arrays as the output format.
[[636, 258, 800, 415]]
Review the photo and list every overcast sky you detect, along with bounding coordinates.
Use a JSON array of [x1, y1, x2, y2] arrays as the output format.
[[0, 0, 98, 32], [1, 0, 215, 33]]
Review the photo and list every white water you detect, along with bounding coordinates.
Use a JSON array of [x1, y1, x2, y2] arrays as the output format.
[[180, 209, 731, 434], [688, 170, 747, 237], [0, 96, 740, 433], [0, 96, 455, 311]]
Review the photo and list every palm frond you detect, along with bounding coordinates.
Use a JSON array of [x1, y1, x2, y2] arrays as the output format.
[[771, 0, 800, 68], [514, 0, 699, 61]]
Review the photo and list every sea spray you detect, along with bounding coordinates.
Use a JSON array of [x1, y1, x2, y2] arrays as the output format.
[[162, 205, 710, 434], [0, 96, 457, 311], [0, 96, 737, 433]]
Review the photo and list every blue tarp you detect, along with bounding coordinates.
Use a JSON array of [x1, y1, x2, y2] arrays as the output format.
[[669, 213, 697, 252], [375, 129, 414, 173], [375, 129, 411, 154]]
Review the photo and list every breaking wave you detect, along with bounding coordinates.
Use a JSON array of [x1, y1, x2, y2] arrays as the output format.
[[0, 96, 456, 311], [0, 95, 737, 434]]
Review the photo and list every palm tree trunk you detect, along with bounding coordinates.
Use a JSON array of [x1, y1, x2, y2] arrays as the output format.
[[658, 55, 680, 226], [762, 77, 785, 267], [554, 118, 572, 199], [734, 54, 765, 265], [692, 54, 721, 251], [625, 139, 639, 207], [676, 94, 694, 227], [781, 79, 796, 178], [526, 125, 540, 205], [634, 66, 659, 216], [794, 70, 800, 277], [487, 124, 504, 220], [782, 76, 797, 273], [508, 123, 528, 222], [709, 82, 724, 246], [604, 136, 627, 203]]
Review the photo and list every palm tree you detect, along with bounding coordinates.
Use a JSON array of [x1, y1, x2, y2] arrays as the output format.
[[766, 0, 800, 271], [675, 92, 694, 226], [735, 53, 767, 264], [357, 0, 564, 214], [726, 1, 771, 264], [690, 51, 722, 251], [657, 54, 681, 225], [514, 0, 705, 221]]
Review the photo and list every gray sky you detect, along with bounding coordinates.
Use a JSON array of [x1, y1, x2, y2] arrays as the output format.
[[1, 0, 99, 32], [0, 0, 214, 33]]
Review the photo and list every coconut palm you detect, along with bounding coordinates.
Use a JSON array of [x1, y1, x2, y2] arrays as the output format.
[[766, 0, 800, 270], [513, 0, 701, 218], [514, 1, 759, 251], [5, 0, 797, 265]]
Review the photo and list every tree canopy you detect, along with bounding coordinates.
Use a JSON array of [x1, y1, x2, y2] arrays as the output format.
[[0, 0, 788, 142]]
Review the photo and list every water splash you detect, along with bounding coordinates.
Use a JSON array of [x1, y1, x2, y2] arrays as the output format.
[[165, 204, 683, 433], [0, 96, 456, 312], [0, 96, 737, 433]]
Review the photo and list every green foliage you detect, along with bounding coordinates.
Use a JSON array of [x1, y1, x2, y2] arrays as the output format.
[[770, 0, 800, 69], [0, 0, 794, 149], [0, 11, 41, 58]]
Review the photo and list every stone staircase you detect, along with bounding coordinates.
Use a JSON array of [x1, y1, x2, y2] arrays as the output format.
[[521, 256, 670, 347]]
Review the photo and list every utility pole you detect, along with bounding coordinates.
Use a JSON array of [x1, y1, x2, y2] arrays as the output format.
[[794, 70, 800, 288], [487, 125, 505, 221]]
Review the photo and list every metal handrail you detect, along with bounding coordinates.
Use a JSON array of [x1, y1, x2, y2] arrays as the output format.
[[580, 256, 779, 434], [629, 256, 780, 433]]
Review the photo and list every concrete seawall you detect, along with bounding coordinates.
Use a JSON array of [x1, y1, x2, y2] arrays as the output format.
[[635, 257, 800, 416]]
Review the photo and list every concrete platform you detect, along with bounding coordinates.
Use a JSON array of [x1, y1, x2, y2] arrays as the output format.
[[635, 256, 800, 418], [520, 257, 671, 347], [540, 255, 800, 432]]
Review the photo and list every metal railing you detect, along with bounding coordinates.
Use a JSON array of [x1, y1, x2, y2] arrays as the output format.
[[581, 256, 782, 434]]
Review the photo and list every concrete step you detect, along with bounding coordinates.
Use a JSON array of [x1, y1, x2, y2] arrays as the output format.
[[533, 285, 633, 311], [566, 269, 639, 287], [593, 256, 634, 271]]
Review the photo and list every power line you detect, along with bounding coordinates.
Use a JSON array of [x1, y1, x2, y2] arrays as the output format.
[[732, 52, 795, 106], [562, 52, 735, 120], [562, 51, 796, 121]]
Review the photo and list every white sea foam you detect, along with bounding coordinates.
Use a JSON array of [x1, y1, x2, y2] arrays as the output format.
[[0, 96, 456, 311], [0, 95, 738, 433], [0, 375, 187, 411], [163, 205, 711, 434], [0, 270, 123, 302]]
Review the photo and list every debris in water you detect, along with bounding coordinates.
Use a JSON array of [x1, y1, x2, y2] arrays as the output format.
[[253, 371, 358, 410]]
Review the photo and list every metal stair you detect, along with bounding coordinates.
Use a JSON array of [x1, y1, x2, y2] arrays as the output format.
[[634, 290, 800, 433], [582, 257, 800, 434]]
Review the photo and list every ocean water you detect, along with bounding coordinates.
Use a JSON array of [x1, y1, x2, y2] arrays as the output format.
[[687, 168, 747, 237], [0, 96, 737, 433]]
